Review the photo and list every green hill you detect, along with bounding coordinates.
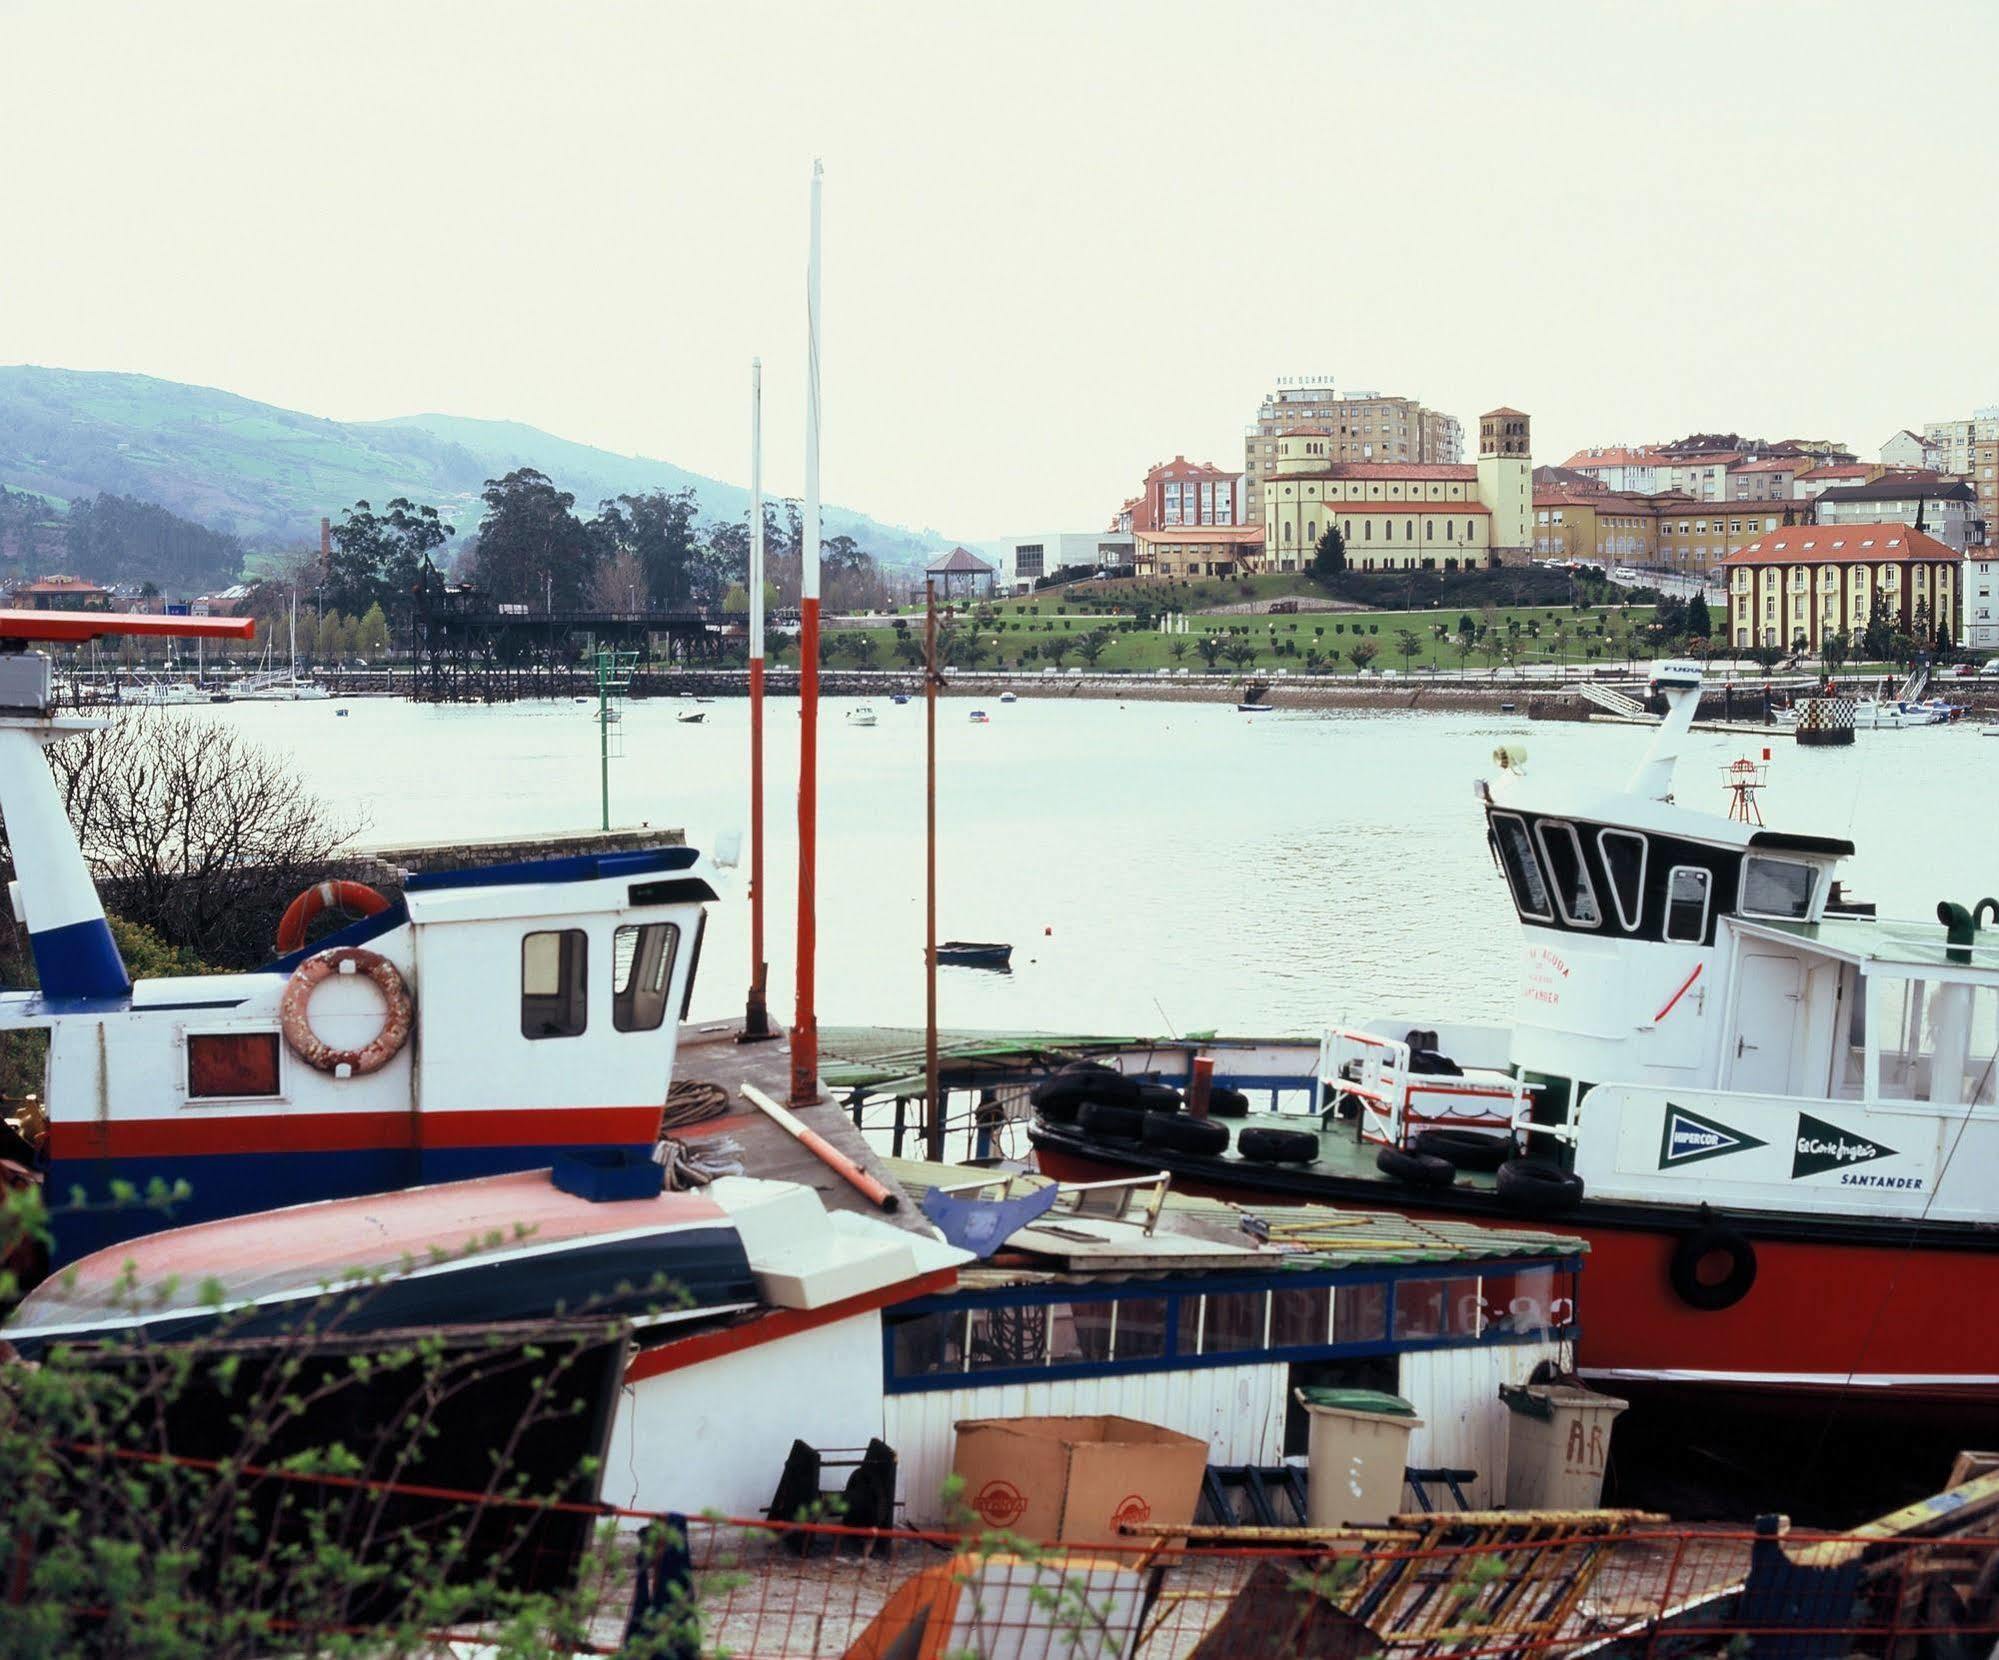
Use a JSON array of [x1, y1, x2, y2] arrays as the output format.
[[0, 365, 945, 562]]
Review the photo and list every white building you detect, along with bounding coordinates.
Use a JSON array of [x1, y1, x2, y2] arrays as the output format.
[[1812, 479, 1984, 553], [990, 531, 1134, 595], [1880, 429, 1942, 471], [1966, 554, 1999, 651], [1921, 407, 1999, 476]]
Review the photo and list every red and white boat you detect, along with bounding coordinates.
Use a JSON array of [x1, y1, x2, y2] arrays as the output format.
[[1031, 660, 1999, 1415]]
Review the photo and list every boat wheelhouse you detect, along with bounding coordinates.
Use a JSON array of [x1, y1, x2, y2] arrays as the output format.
[[0, 610, 719, 1267], [1030, 661, 1999, 1415]]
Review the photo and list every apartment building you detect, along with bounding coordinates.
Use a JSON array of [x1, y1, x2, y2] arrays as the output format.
[[1724, 524, 1960, 653], [1813, 479, 1984, 553], [1241, 378, 1463, 523], [1921, 408, 1999, 476], [1114, 456, 1242, 535], [1533, 493, 1803, 575]]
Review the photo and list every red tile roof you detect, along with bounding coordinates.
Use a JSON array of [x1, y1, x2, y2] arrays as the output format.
[[1732, 457, 1806, 474], [1482, 406, 1529, 419], [15, 576, 109, 593], [1561, 447, 1667, 470], [925, 546, 995, 574], [1723, 524, 1960, 566], [1144, 455, 1234, 482], [1795, 464, 1873, 481], [1133, 525, 1265, 545], [1284, 462, 1478, 481]]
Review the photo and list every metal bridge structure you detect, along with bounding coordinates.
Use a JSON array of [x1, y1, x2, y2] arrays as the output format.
[[412, 584, 726, 702]]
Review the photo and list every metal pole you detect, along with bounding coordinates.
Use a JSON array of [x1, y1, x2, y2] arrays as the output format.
[[925, 581, 941, 1159], [745, 357, 770, 1038], [791, 159, 823, 1107], [598, 649, 610, 831]]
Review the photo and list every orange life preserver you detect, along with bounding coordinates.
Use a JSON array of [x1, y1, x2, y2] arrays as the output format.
[[279, 947, 413, 1078], [276, 880, 391, 954]]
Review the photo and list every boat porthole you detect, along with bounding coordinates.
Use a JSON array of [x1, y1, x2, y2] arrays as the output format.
[[1669, 1225, 1757, 1312]]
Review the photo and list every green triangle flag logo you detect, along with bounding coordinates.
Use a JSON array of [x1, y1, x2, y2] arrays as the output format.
[[1792, 1113, 1895, 1180]]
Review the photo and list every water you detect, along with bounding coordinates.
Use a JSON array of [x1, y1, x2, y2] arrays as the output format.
[[184, 697, 1998, 1038]]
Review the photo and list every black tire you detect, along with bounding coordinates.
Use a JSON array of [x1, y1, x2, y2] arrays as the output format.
[[1912, 1576, 1975, 1660], [1135, 1082, 1184, 1113], [1077, 1101, 1145, 1142], [1143, 1114, 1230, 1157], [1669, 1224, 1758, 1312], [1032, 1068, 1139, 1111], [1037, 1094, 1083, 1125], [1376, 1145, 1457, 1187], [1207, 1088, 1250, 1119], [1237, 1126, 1318, 1165], [1413, 1129, 1512, 1172], [1495, 1158, 1586, 1216]]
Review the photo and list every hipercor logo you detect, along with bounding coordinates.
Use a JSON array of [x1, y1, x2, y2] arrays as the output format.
[[1792, 1112, 1895, 1180], [1658, 1105, 1766, 1169]]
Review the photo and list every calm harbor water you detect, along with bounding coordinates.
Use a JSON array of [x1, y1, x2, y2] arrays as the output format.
[[190, 696, 1997, 1039]]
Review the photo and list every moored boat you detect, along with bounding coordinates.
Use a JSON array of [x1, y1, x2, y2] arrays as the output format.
[[935, 939, 1012, 969], [1030, 660, 1999, 1416]]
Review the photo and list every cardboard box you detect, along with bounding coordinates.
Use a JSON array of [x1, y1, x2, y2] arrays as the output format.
[[951, 1415, 1208, 1546]]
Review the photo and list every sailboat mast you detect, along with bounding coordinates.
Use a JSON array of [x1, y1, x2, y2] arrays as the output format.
[[791, 159, 823, 1107]]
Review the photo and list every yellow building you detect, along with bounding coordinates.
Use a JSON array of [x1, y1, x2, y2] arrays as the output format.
[[1260, 407, 1533, 572], [1724, 523, 1960, 653], [1132, 525, 1265, 580]]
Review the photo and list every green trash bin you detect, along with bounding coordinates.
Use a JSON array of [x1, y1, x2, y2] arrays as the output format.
[[1295, 1387, 1423, 1528], [1500, 1383, 1627, 1510]]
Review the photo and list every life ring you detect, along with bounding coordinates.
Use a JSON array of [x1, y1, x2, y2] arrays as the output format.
[[276, 880, 391, 954], [279, 947, 413, 1079], [1669, 1223, 1758, 1311]]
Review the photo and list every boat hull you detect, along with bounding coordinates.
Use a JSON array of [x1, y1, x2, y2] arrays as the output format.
[[1030, 1124, 1999, 1409]]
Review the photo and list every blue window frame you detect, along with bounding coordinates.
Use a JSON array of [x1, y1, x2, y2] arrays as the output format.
[[882, 1256, 1581, 1395]]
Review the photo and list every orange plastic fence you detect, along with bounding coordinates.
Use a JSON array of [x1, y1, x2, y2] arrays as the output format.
[[12, 1451, 1999, 1658]]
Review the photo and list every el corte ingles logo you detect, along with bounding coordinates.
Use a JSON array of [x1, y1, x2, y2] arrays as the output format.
[[1792, 1112, 1895, 1180], [1658, 1105, 1765, 1168]]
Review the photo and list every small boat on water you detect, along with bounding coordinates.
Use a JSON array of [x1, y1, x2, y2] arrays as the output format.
[[1236, 701, 1274, 713], [891, 693, 910, 705], [999, 691, 1018, 704], [847, 705, 878, 727], [936, 939, 1012, 969], [676, 709, 704, 723], [969, 709, 990, 724]]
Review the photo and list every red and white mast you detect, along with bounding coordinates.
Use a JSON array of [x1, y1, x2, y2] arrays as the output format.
[[791, 159, 823, 1106], [744, 356, 770, 1038]]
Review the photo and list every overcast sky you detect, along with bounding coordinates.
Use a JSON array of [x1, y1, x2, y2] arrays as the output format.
[[5, 0, 1997, 540]]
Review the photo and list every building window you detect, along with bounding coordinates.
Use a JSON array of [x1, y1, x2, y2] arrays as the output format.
[[522, 929, 588, 1039], [187, 1030, 283, 1100]]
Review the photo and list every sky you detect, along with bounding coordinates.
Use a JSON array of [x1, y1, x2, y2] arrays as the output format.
[[4, 0, 1998, 541]]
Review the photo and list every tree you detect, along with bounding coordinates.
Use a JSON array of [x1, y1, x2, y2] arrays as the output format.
[[1862, 612, 1894, 661], [1311, 525, 1347, 584], [1937, 614, 1955, 657], [326, 498, 455, 623], [1393, 627, 1422, 675], [353, 603, 390, 660], [590, 548, 648, 615], [1078, 627, 1113, 667], [1822, 627, 1851, 675], [1684, 592, 1713, 638], [1168, 637, 1188, 662], [1751, 642, 1785, 673], [312, 608, 345, 665], [44, 712, 354, 967], [1224, 640, 1257, 670], [63, 492, 245, 595], [1195, 635, 1224, 668], [464, 470, 596, 610], [1347, 638, 1379, 674]]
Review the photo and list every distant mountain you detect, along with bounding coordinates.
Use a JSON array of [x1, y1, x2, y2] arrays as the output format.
[[0, 366, 947, 564]]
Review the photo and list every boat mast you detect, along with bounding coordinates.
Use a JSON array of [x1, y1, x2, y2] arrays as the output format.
[[925, 578, 941, 1158], [791, 159, 822, 1107], [745, 356, 770, 1039]]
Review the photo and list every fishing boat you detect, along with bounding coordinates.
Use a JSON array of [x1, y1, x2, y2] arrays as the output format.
[[935, 940, 1012, 969], [126, 674, 208, 706], [0, 608, 723, 1269], [847, 705, 878, 727], [1030, 659, 1999, 1416]]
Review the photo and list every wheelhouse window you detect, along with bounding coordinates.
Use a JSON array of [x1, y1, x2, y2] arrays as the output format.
[[1740, 856, 1817, 920], [1664, 867, 1711, 943], [1534, 821, 1601, 927], [1490, 813, 1553, 920], [1598, 830, 1647, 931], [186, 1030, 282, 1100], [521, 929, 588, 1039], [612, 921, 679, 1032]]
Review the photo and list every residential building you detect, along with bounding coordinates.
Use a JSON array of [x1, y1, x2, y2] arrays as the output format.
[[1964, 551, 1999, 651], [1723, 524, 1960, 654], [1880, 429, 1944, 471], [1921, 408, 1999, 476], [1652, 500, 1805, 576], [1564, 438, 1856, 503], [1116, 456, 1241, 535], [1972, 437, 1998, 573], [1793, 463, 1884, 501], [1533, 493, 1805, 576], [1813, 478, 1984, 553], [993, 532, 1134, 594], [1132, 525, 1265, 580], [1241, 378, 1462, 523], [1259, 407, 1532, 572], [1557, 446, 1667, 494], [1727, 456, 1813, 500], [10, 575, 111, 611]]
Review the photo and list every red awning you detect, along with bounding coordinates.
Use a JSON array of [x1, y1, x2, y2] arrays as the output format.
[[0, 609, 257, 644]]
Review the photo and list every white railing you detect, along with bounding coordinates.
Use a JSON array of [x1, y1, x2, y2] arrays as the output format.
[[1317, 1027, 1536, 1149]]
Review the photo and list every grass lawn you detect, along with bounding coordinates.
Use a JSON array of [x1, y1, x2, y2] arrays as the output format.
[[807, 600, 1659, 675]]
